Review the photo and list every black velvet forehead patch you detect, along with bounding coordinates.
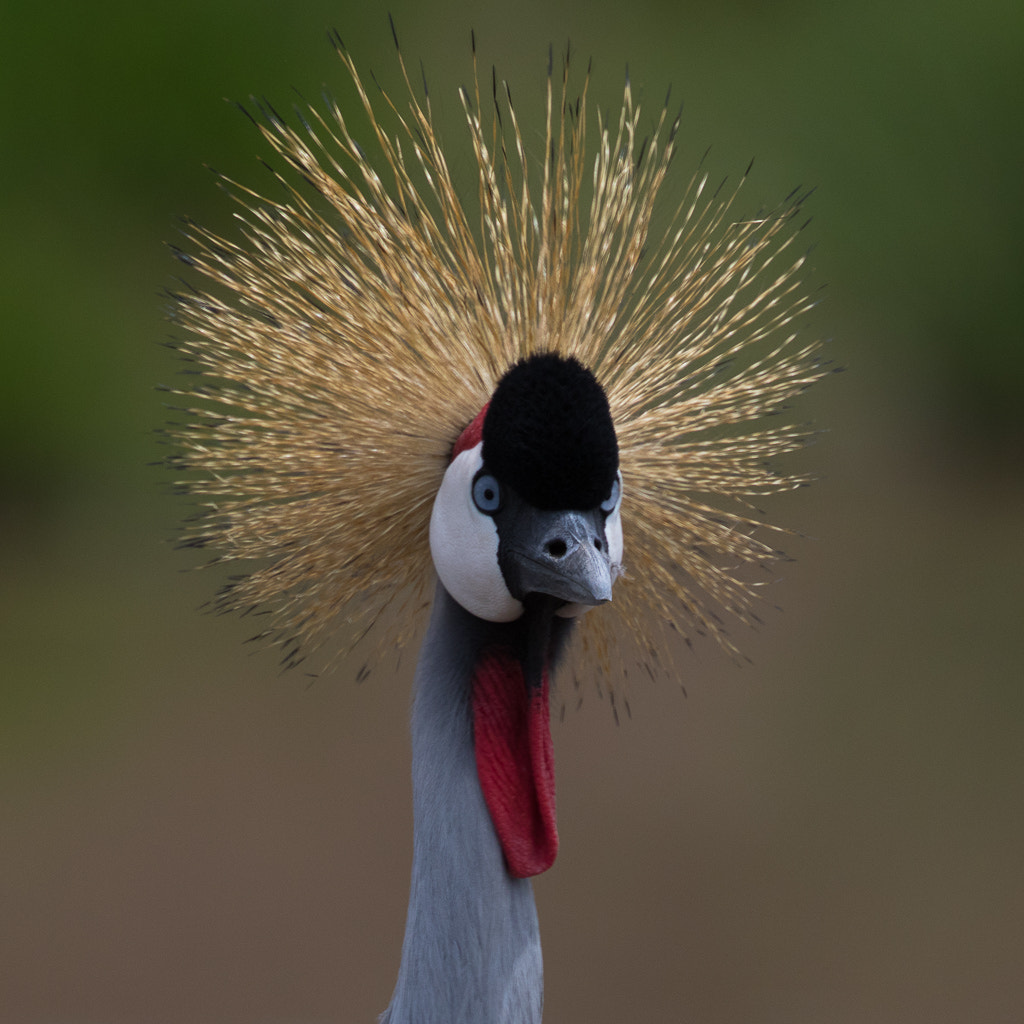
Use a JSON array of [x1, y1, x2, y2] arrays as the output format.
[[482, 353, 619, 511]]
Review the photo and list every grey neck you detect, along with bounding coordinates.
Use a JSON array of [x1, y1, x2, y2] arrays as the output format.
[[380, 584, 543, 1024]]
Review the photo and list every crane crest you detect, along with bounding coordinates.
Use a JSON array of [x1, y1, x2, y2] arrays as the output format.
[[166, 32, 826, 690]]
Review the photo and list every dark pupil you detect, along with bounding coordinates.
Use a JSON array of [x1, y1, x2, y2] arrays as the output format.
[[482, 485, 495, 502]]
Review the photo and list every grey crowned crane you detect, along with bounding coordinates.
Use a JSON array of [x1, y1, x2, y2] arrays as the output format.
[[166, 29, 824, 1024]]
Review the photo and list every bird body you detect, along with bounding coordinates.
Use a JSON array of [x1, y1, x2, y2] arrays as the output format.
[[382, 354, 618, 1021], [167, 27, 825, 1022]]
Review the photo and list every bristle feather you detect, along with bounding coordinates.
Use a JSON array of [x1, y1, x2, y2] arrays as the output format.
[[168, 36, 825, 689]]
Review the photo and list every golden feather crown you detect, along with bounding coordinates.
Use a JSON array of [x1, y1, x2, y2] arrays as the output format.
[[166, 32, 825, 690]]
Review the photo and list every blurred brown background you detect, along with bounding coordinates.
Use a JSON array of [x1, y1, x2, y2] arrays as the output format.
[[2, 1, 1022, 1022]]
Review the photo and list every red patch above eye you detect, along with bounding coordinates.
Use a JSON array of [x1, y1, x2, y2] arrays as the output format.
[[452, 402, 489, 461]]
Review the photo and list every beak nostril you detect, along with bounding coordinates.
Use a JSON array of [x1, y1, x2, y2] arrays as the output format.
[[545, 538, 568, 559], [593, 538, 603, 551]]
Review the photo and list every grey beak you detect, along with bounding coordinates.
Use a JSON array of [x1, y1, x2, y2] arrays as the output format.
[[499, 508, 613, 607]]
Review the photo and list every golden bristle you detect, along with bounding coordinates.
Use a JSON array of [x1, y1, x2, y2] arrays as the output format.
[[166, 33, 825, 681]]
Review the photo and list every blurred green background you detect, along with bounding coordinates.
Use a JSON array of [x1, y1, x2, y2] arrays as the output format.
[[2, 1, 1021, 1022]]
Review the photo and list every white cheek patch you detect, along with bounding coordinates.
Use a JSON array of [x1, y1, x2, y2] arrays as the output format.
[[606, 502, 624, 575], [429, 443, 523, 622]]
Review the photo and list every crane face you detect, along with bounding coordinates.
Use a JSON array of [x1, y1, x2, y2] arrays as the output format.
[[429, 353, 623, 625]]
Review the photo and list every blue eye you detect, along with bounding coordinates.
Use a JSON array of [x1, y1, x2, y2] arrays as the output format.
[[600, 475, 621, 514], [472, 473, 502, 514]]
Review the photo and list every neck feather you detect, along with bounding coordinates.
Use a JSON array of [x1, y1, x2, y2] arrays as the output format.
[[381, 585, 546, 1024]]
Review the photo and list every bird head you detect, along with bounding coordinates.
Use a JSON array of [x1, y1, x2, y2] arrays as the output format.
[[430, 353, 623, 624]]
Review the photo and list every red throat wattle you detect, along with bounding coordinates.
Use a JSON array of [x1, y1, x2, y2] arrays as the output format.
[[472, 647, 558, 878]]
